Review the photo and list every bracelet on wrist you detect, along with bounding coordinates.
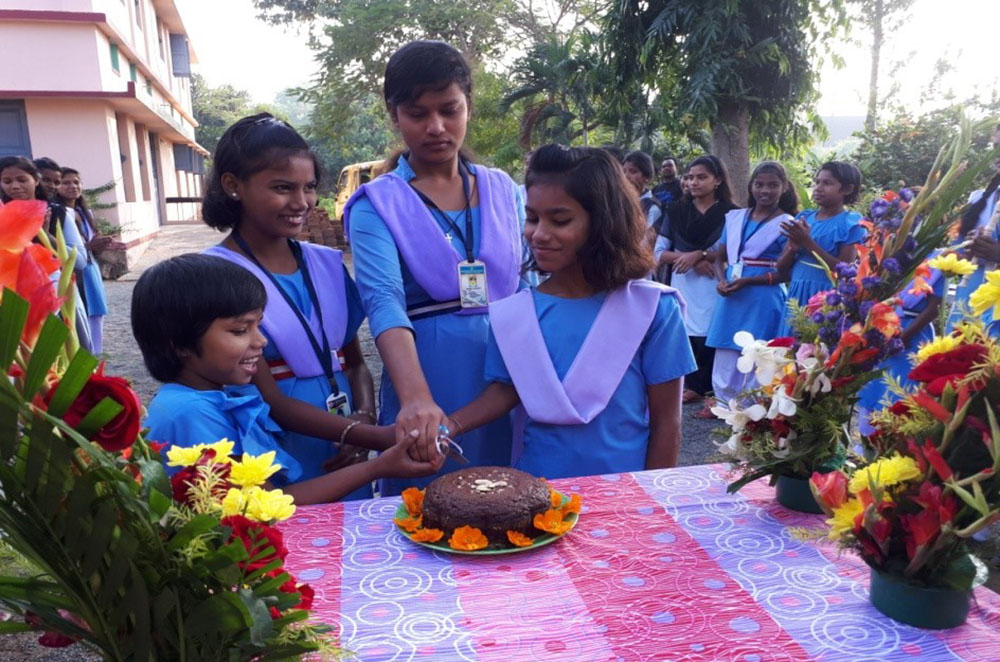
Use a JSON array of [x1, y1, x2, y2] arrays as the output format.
[[448, 417, 465, 437], [339, 420, 362, 446]]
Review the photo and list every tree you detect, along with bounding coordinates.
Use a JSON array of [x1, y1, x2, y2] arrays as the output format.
[[190, 73, 253, 155], [849, 0, 915, 132], [603, 0, 844, 196]]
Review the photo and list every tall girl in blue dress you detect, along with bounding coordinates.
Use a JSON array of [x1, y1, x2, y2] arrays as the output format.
[[201, 114, 391, 500], [776, 162, 866, 336], [706, 161, 798, 405], [948, 162, 1000, 330], [439, 145, 695, 480], [344, 41, 525, 495]]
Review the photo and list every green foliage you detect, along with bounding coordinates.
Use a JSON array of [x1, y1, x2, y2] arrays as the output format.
[[466, 67, 523, 175]]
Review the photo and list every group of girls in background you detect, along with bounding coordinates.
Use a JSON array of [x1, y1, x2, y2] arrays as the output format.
[[0, 155, 109, 354]]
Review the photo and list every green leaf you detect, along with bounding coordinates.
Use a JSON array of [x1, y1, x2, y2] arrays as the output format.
[[74, 397, 123, 439], [80, 500, 116, 578], [166, 514, 221, 553], [0, 288, 28, 368], [940, 553, 989, 591], [237, 587, 274, 647], [147, 488, 172, 522], [0, 621, 35, 634], [45, 351, 98, 417], [183, 592, 252, 638], [23, 315, 68, 400]]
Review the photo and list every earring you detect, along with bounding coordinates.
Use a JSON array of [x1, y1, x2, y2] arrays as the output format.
[[231, 193, 239, 200]]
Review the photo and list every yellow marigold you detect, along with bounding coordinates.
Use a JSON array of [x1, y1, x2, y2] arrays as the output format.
[[506, 531, 534, 547], [848, 454, 921, 495], [448, 525, 488, 551], [410, 528, 444, 543], [220, 487, 248, 517], [533, 509, 574, 536], [401, 488, 424, 517], [245, 486, 296, 522], [928, 253, 977, 276], [915, 334, 962, 364], [165, 439, 235, 467], [826, 498, 864, 540], [970, 271, 1000, 319], [229, 452, 281, 488], [394, 514, 423, 533]]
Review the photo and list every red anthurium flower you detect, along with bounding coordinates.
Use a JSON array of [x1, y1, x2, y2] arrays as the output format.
[[850, 347, 881, 365], [810, 470, 849, 514], [921, 440, 953, 480], [0, 200, 47, 252], [767, 337, 795, 348]]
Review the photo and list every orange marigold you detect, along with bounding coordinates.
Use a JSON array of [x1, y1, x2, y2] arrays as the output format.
[[410, 528, 444, 543], [560, 493, 582, 516], [401, 487, 424, 517], [534, 509, 573, 535], [506, 530, 534, 547], [549, 489, 563, 508], [394, 514, 423, 533], [449, 525, 488, 551]]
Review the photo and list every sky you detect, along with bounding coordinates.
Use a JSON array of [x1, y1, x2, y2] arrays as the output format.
[[179, 0, 999, 119]]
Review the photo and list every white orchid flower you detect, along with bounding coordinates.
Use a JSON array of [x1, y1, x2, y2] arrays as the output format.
[[767, 386, 798, 419], [734, 331, 791, 386], [773, 430, 795, 458], [796, 356, 832, 396], [711, 398, 767, 433]]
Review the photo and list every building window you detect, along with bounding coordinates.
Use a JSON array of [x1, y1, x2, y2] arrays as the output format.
[[157, 22, 165, 59], [168, 34, 191, 78], [144, 78, 152, 95], [110, 44, 120, 73], [134, 0, 141, 26], [129, 63, 137, 82], [173, 144, 192, 171]]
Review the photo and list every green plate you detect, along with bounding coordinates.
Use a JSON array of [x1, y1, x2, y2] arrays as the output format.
[[394, 491, 579, 555]]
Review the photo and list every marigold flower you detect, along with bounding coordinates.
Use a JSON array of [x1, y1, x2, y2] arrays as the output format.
[[928, 253, 977, 276], [560, 493, 582, 516], [229, 452, 282, 488], [394, 514, 423, 533], [970, 271, 1000, 318], [243, 486, 296, 522], [410, 528, 444, 543], [221, 487, 248, 517], [848, 454, 921, 495], [401, 487, 424, 517], [449, 525, 488, 551], [506, 531, 534, 547], [533, 509, 574, 535], [826, 498, 864, 540], [915, 334, 961, 364]]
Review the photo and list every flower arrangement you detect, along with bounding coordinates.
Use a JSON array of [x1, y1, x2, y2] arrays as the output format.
[[0, 201, 339, 659], [394, 486, 581, 551], [716, 120, 1000, 494], [809, 320, 1000, 626]]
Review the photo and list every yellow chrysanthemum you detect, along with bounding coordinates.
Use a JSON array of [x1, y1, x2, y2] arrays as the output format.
[[970, 271, 1000, 318], [915, 334, 962, 364], [229, 452, 282, 488], [928, 253, 977, 276], [220, 487, 248, 517], [247, 487, 296, 522], [848, 454, 921, 495], [165, 439, 236, 467], [826, 499, 864, 539]]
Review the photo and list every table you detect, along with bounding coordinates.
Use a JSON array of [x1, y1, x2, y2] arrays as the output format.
[[281, 464, 1000, 661]]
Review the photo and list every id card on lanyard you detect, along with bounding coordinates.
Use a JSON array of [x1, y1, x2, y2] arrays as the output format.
[[231, 234, 352, 420]]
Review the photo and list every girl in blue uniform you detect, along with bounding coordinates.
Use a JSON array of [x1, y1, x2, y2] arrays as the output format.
[[706, 161, 798, 405], [949, 152, 1000, 331], [135, 254, 443, 501], [437, 145, 695, 480], [201, 114, 389, 500], [345, 41, 525, 495], [776, 161, 866, 336]]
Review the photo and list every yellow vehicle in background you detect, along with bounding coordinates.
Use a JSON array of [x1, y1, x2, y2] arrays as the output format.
[[334, 160, 389, 220]]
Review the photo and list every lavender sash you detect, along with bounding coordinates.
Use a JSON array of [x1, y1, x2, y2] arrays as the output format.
[[490, 280, 685, 425], [724, 209, 791, 265], [204, 243, 347, 378], [343, 165, 521, 313]]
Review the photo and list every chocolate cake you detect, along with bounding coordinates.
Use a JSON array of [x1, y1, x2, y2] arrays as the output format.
[[421, 466, 552, 547]]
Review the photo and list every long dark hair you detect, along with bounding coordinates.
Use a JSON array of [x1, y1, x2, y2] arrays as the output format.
[[747, 161, 799, 215], [525, 144, 654, 291], [201, 113, 321, 231], [685, 155, 734, 207], [0, 156, 47, 203], [383, 41, 474, 169], [58, 167, 96, 233]]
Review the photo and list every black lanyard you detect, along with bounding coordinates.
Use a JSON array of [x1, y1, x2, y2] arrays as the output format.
[[409, 161, 475, 262], [232, 232, 336, 380], [738, 208, 782, 257]]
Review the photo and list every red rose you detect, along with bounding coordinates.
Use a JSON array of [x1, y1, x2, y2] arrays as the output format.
[[279, 576, 314, 611], [170, 449, 231, 505], [908, 344, 988, 396], [221, 515, 288, 571], [51, 364, 142, 452]]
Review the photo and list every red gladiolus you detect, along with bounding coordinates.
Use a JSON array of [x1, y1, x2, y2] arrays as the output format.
[[850, 347, 881, 365], [913, 481, 959, 525], [0, 200, 47, 251], [148, 440, 168, 455], [907, 438, 927, 473], [871, 516, 893, 545], [901, 509, 941, 560], [810, 470, 849, 514], [53, 364, 142, 452], [869, 302, 901, 338], [911, 391, 952, 423], [222, 514, 288, 572], [16, 248, 63, 346], [921, 440, 953, 480]]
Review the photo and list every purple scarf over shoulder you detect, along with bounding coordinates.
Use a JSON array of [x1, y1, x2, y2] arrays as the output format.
[[343, 164, 521, 313], [489, 279, 685, 425], [723, 208, 791, 265], [204, 243, 347, 378]]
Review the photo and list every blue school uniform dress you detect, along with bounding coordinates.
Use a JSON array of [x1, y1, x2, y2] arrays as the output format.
[[778, 209, 866, 336], [144, 383, 302, 487], [348, 156, 525, 495], [706, 218, 789, 350], [948, 189, 1000, 331], [262, 268, 370, 500], [483, 290, 695, 480]]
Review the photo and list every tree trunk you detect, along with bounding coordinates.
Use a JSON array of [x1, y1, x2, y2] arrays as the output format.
[[712, 102, 750, 206], [865, 0, 884, 133]]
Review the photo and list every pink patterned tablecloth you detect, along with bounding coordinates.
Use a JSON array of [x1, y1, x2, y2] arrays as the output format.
[[281, 464, 1000, 661]]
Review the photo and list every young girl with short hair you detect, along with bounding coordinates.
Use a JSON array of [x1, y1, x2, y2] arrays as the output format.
[[436, 144, 695, 480], [344, 41, 526, 494], [776, 161, 865, 336], [201, 113, 383, 499], [705, 161, 798, 408], [135, 254, 442, 502]]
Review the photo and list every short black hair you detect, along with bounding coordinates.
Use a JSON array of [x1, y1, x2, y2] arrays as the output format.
[[623, 151, 654, 179], [748, 161, 800, 215], [818, 161, 862, 205], [33, 157, 61, 173], [383, 40, 472, 110], [202, 112, 321, 231], [131, 254, 267, 382]]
